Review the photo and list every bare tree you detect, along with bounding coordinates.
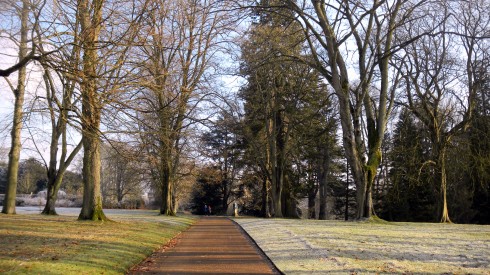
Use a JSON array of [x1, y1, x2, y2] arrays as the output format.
[[74, 0, 148, 220], [26, 4, 85, 214], [100, 142, 143, 207], [2, 0, 32, 214], [282, 0, 421, 219], [135, 0, 233, 216], [397, 0, 489, 222]]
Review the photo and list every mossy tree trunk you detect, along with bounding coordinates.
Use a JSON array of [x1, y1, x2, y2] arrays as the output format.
[[286, 0, 406, 220], [77, 0, 108, 221], [2, 0, 29, 215]]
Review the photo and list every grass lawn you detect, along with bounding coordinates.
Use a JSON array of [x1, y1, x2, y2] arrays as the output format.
[[235, 218, 490, 274], [0, 209, 196, 274]]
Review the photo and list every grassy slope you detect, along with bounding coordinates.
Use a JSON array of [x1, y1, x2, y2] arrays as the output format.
[[0, 210, 196, 274], [236, 218, 490, 274]]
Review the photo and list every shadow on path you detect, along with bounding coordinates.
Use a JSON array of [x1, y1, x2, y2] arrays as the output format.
[[129, 217, 280, 275]]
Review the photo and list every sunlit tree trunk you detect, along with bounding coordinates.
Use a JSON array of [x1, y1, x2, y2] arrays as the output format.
[[433, 143, 450, 223], [284, 0, 408, 220], [261, 177, 269, 217], [2, 0, 29, 215], [77, 0, 107, 221], [160, 156, 174, 216]]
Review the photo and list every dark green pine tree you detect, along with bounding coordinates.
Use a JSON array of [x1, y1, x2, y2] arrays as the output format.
[[380, 109, 438, 222], [201, 112, 243, 214], [468, 64, 490, 224], [239, 0, 310, 218]]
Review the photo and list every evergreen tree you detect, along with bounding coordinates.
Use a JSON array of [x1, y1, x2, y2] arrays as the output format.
[[468, 62, 490, 224], [239, 0, 310, 217], [201, 112, 243, 213], [380, 109, 437, 222]]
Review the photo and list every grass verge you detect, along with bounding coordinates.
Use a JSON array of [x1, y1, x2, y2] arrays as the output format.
[[0, 210, 196, 274], [235, 218, 490, 274]]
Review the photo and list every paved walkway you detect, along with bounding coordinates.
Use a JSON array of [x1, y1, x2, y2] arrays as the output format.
[[129, 217, 280, 275]]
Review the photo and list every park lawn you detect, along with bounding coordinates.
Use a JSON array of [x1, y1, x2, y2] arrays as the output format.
[[0, 210, 196, 274], [235, 218, 490, 274]]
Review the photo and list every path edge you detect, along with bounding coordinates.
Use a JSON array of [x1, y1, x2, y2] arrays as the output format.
[[229, 218, 285, 275], [127, 218, 199, 274]]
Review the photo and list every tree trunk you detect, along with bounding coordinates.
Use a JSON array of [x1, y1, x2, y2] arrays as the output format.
[[318, 147, 330, 220], [438, 147, 451, 223], [43, 160, 78, 215], [345, 162, 350, 221], [42, 185, 57, 215], [222, 179, 229, 213], [42, 175, 63, 215], [79, 135, 107, 220], [77, 0, 107, 221], [337, 88, 372, 220], [42, 150, 58, 215], [318, 169, 327, 220], [268, 113, 283, 218], [261, 176, 271, 218], [271, 163, 284, 218], [2, 0, 29, 215], [42, 118, 81, 215], [307, 184, 317, 219], [160, 159, 175, 216]]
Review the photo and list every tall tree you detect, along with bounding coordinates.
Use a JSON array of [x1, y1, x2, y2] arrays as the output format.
[[77, 0, 107, 220], [31, 9, 84, 214], [75, 0, 147, 220], [201, 112, 242, 213], [468, 61, 490, 223], [381, 109, 437, 222], [283, 0, 417, 219], [2, 0, 31, 214], [397, 0, 488, 222], [135, 0, 232, 216], [240, 0, 315, 217]]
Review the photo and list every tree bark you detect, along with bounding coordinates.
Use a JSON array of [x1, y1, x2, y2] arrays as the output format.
[[436, 145, 451, 223], [79, 135, 107, 220], [261, 176, 271, 218], [160, 158, 175, 216], [2, 0, 29, 215], [77, 0, 107, 221], [307, 182, 317, 219], [318, 157, 328, 220]]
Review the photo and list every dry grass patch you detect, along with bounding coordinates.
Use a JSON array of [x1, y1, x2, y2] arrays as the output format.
[[236, 218, 490, 274], [0, 210, 196, 274]]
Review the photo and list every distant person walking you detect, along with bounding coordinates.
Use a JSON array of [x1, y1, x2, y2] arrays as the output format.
[[234, 202, 239, 217], [208, 205, 212, 215], [204, 204, 209, 216]]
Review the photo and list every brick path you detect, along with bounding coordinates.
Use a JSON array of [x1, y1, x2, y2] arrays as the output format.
[[130, 217, 280, 275]]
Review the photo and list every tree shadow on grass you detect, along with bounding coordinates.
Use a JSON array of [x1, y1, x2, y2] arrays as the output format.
[[0, 232, 170, 273]]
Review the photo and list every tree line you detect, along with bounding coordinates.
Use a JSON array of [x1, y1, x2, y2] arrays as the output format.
[[1, 0, 489, 223]]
